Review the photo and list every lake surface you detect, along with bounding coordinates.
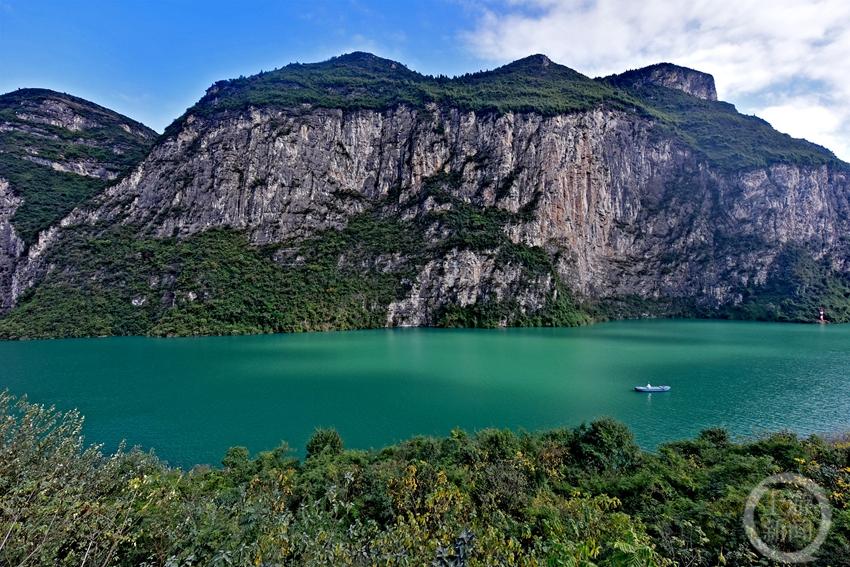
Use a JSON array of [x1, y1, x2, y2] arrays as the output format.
[[1, 320, 849, 467]]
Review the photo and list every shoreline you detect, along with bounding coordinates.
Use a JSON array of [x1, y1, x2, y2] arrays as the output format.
[[0, 312, 839, 342]]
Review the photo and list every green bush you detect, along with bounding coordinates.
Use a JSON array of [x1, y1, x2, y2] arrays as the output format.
[[306, 428, 344, 459], [573, 417, 642, 473]]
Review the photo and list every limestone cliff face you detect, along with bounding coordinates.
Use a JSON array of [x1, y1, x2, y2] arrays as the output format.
[[20, 103, 849, 324], [3, 55, 849, 334]]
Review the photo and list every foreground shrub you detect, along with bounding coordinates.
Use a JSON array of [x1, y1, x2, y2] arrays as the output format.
[[2, 391, 848, 566]]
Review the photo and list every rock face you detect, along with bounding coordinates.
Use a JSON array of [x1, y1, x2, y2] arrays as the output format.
[[2, 54, 849, 336], [609, 63, 718, 100], [0, 178, 24, 312], [0, 88, 156, 313]]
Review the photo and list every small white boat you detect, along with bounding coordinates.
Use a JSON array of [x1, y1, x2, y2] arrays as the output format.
[[634, 384, 671, 393]]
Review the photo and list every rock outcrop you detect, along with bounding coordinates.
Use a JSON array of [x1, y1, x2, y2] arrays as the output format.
[[0, 178, 24, 312], [608, 63, 718, 101]]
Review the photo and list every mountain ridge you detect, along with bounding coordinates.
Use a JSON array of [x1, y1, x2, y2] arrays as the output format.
[[168, 52, 840, 173]]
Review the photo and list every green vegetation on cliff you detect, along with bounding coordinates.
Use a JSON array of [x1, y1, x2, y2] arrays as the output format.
[[614, 82, 837, 171], [0, 153, 106, 244], [2, 391, 849, 566], [437, 286, 591, 329], [181, 53, 643, 127], [0, 218, 421, 338]]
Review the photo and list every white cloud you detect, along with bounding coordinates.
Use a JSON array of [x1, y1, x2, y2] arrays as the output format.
[[759, 99, 849, 158], [461, 0, 850, 161]]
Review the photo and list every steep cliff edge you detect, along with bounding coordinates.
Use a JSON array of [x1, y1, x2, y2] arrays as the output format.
[[0, 89, 156, 312], [1, 54, 848, 338], [608, 63, 718, 100]]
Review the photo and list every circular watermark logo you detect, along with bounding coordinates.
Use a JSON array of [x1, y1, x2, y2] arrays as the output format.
[[743, 472, 832, 563]]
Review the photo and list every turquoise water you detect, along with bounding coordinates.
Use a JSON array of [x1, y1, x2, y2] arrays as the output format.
[[1, 320, 848, 467]]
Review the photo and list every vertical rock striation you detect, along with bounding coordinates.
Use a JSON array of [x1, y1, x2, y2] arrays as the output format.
[[0, 178, 24, 312]]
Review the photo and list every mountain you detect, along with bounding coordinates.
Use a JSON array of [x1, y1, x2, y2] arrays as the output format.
[[0, 88, 157, 311], [1, 54, 849, 338]]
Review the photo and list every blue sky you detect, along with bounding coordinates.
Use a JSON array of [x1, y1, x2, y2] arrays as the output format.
[[0, 0, 487, 132], [2, 1, 848, 160]]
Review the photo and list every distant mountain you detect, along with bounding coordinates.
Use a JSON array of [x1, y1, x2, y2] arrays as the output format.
[[0, 89, 156, 311], [1, 54, 848, 338]]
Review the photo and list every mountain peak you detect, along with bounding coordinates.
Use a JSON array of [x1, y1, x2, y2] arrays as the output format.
[[492, 54, 586, 80], [322, 51, 417, 76], [0, 88, 97, 109], [608, 62, 717, 100], [333, 51, 398, 64], [511, 54, 553, 67]]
